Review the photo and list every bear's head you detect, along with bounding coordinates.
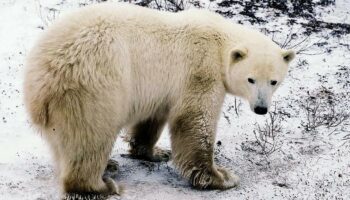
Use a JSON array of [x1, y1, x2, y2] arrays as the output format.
[[223, 42, 295, 115]]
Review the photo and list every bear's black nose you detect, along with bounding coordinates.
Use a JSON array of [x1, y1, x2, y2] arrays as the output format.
[[254, 106, 268, 115]]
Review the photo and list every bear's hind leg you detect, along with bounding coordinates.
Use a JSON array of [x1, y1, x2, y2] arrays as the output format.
[[57, 125, 122, 197], [128, 116, 171, 162]]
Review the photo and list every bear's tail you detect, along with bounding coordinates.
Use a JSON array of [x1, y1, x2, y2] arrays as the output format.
[[24, 81, 55, 128], [23, 63, 63, 128]]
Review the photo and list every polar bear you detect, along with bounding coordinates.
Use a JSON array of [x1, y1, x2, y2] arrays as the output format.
[[24, 2, 295, 198]]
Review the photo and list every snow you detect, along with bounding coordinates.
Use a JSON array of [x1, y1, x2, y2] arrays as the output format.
[[0, 0, 349, 199]]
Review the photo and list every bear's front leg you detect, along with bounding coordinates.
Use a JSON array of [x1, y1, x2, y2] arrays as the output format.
[[169, 87, 240, 190]]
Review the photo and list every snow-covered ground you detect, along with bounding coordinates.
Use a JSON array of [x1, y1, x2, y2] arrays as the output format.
[[0, 0, 349, 199]]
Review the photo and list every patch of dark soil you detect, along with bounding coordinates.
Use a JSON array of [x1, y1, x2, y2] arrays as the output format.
[[335, 65, 350, 89], [217, 0, 243, 8], [216, 0, 316, 23], [299, 145, 324, 155], [239, 2, 267, 24], [272, 180, 291, 188], [215, 10, 235, 18], [135, 0, 153, 7], [302, 20, 350, 37], [215, 0, 350, 36], [316, 0, 335, 6]]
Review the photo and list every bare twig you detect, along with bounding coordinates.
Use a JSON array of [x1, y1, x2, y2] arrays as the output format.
[[268, 26, 328, 55], [300, 87, 350, 131], [252, 108, 284, 156]]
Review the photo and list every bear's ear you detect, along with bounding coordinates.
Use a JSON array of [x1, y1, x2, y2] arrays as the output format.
[[230, 47, 247, 63], [282, 49, 295, 63]]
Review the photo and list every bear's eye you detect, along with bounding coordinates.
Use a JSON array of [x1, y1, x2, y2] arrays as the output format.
[[271, 80, 278, 86], [248, 78, 255, 84]]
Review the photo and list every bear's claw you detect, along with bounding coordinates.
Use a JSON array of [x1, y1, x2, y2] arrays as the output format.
[[216, 167, 240, 189], [190, 167, 240, 190], [149, 147, 171, 162], [103, 159, 119, 179]]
